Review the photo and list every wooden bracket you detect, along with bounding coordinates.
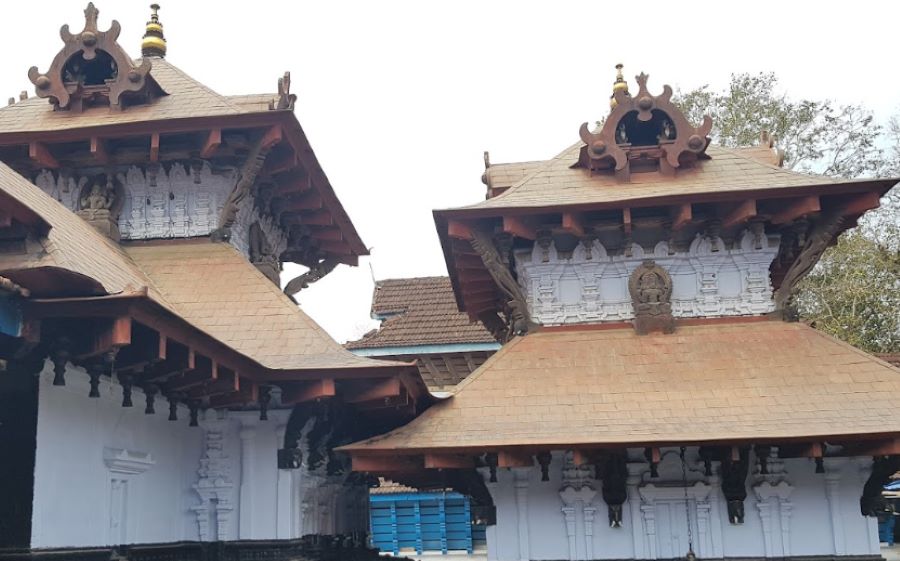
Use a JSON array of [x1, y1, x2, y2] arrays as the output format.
[[447, 220, 475, 241], [261, 125, 283, 150], [92, 316, 131, 355], [622, 208, 633, 235], [561, 213, 585, 237], [722, 200, 757, 228], [672, 203, 692, 231], [424, 453, 475, 469], [29, 142, 59, 169], [838, 191, 881, 217], [150, 133, 160, 162], [497, 450, 533, 468], [502, 216, 536, 240], [352, 454, 422, 473], [345, 378, 401, 404], [771, 196, 820, 224], [90, 137, 109, 165], [200, 129, 222, 159], [280, 378, 335, 405]]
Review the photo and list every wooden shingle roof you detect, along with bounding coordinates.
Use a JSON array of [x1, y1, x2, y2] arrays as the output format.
[[347, 277, 496, 351], [343, 320, 900, 453]]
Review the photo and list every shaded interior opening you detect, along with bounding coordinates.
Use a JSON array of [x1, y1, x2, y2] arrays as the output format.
[[615, 109, 677, 146], [63, 50, 117, 86]]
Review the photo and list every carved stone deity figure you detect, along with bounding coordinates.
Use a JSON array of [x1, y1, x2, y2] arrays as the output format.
[[76, 176, 120, 240], [628, 260, 675, 334], [249, 221, 280, 285]]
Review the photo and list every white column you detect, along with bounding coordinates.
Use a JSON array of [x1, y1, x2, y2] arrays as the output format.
[[779, 498, 793, 557], [824, 459, 846, 555], [513, 468, 530, 561], [856, 457, 880, 554], [238, 424, 256, 539], [583, 505, 597, 560], [756, 497, 775, 557], [627, 465, 646, 559], [706, 472, 724, 558], [274, 424, 292, 538]]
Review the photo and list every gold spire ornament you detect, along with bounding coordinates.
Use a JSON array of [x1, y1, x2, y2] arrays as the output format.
[[610, 63, 630, 110], [141, 4, 166, 58]]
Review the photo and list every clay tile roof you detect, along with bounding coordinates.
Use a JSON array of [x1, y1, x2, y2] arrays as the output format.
[[125, 241, 396, 371], [445, 142, 894, 216], [0, 59, 255, 134], [485, 161, 544, 191], [342, 320, 900, 453], [346, 277, 496, 350]]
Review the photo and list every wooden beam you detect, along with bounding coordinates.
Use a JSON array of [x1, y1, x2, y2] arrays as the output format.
[[93, 316, 132, 354], [0, 210, 13, 229], [208, 382, 258, 408], [847, 438, 900, 457], [458, 279, 495, 293], [261, 125, 283, 150], [296, 209, 333, 226], [454, 253, 485, 270], [157, 334, 167, 361], [721, 200, 757, 228], [166, 369, 217, 392], [345, 377, 402, 404], [28, 142, 59, 169], [280, 378, 335, 405], [264, 150, 299, 176], [285, 190, 323, 211], [498, 451, 533, 468], [503, 216, 536, 240], [561, 213, 585, 237], [200, 128, 222, 159], [672, 204, 692, 231], [770, 196, 820, 224], [622, 208, 632, 235], [351, 455, 422, 473], [424, 454, 475, 469], [90, 137, 109, 165], [457, 269, 492, 284], [318, 240, 353, 255], [308, 227, 343, 242], [838, 191, 881, 217], [149, 133, 160, 162], [447, 220, 475, 241], [188, 373, 239, 398]]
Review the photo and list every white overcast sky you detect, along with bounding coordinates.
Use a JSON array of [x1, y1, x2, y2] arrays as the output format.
[[5, 1, 899, 342]]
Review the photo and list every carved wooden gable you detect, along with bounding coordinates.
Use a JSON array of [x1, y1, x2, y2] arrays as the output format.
[[28, 3, 164, 111], [579, 72, 712, 179]]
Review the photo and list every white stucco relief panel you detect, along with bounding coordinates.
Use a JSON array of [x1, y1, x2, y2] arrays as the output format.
[[515, 229, 780, 325]]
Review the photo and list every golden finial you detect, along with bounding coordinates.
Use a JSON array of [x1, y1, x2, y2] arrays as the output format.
[[141, 4, 166, 58], [610, 63, 630, 110]]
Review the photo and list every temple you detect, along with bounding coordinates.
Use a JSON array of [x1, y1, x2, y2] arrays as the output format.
[[0, 4, 430, 559], [341, 68, 900, 560]]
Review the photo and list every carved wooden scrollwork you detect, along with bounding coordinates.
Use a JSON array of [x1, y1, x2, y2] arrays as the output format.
[[470, 229, 537, 340], [28, 3, 157, 110], [579, 72, 712, 175]]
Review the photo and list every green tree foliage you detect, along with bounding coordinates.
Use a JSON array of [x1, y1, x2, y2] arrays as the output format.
[[675, 73, 900, 353]]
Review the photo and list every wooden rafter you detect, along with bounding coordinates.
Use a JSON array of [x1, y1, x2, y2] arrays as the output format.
[[261, 125, 284, 150], [672, 204, 692, 231], [209, 382, 258, 408], [424, 454, 475, 469], [345, 377, 402, 404], [28, 141, 59, 169], [200, 129, 222, 159], [90, 137, 109, 165], [497, 451, 533, 468], [308, 227, 343, 242], [622, 208, 633, 235], [352, 455, 422, 473], [770, 196, 820, 224], [149, 133, 160, 162], [502, 216, 536, 240], [561, 212, 585, 237], [447, 220, 474, 241], [721, 200, 757, 228], [837, 191, 881, 217], [280, 378, 335, 405]]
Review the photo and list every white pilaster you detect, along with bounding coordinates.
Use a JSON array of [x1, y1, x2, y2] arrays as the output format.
[[238, 423, 256, 539], [824, 458, 847, 555], [513, 469, 530, 561], [274, 424, 292, 539]]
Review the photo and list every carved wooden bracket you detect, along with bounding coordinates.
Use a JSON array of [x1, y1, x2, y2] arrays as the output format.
[[283, 257, 339, 297], [579, 72, 712, 177], [470, 229, 537, 340], [28, 3, 160, 110]]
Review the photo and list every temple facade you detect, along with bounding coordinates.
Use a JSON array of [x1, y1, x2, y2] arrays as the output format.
[[341, 68, 900, 561], [0, 5, 429, 559]]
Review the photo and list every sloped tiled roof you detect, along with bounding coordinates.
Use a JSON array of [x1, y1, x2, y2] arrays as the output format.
[[0, 58, 258, 133], [343, 320, 900, 453], [447, 143, 893, 215], [346, 277, 496, 350], [126, 241, 398, 371], [0, 163, 393, 373]]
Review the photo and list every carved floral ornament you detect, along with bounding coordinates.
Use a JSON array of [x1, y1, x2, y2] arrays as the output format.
[[579, 72, 713, 175], [28, 3, 161, 110]]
